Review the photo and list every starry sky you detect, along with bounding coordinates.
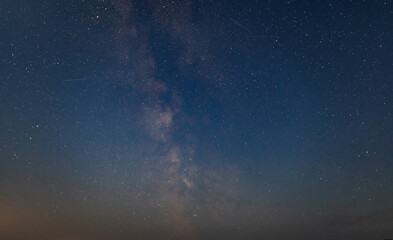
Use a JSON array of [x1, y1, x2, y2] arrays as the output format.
[[1, 1, 393, 240]]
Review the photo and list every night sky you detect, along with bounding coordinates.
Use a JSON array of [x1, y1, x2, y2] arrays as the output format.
[[1, 1, 393, 239]]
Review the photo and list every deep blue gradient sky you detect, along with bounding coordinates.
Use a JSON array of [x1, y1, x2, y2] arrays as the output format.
[[1, 1, 393, 239]]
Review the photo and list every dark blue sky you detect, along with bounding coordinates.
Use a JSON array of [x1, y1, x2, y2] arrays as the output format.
[[1, 1, 393, 239]]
